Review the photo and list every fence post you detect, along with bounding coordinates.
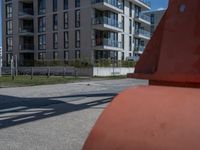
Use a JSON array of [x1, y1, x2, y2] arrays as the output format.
[[63, 67, 66, 78], [15, 55, 18, 76], [47, 67, 50, 78], [11, 56, 14, 80], [31, 67, 33, 79]]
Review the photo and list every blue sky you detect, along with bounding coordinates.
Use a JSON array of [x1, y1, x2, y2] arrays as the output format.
[[0, 0, 169, 47]]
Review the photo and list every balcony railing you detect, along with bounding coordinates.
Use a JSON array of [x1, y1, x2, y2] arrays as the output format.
[[92, 16, 123, 29], [94, 38, 123, 48], [135, 13, 150, 23], [92, 0, 123, 10], [19, 44, 34, 51], [135, 45, 145, 53], [135, 29, 150, 38], [138, 0, 151, 7], [19, 27, 34, 33], [19, 8, 34, 16]]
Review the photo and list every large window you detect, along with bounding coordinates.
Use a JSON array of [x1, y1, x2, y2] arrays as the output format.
[[64, 31, 69, 49], [38, 17, 46, 32], [38, 0, 46, 15], [53, 52, 58, 60], [64, 12, 68, 29], [75, 0, 80, 8], [6, 37, 13, 51], [53, 0, 57, 12], [75, 30, 80, 48], [64, 51, 69, 61], [38, 52, 46, 60], [6, 20, 12, 35], [53, 14, 58, 31], [75, 50, 80, 59], [75, 10, 80, 28], [6, 3, 12, 19], [129, 2, 132, 17], [129, 19, 132, 34], [53, 33, 58, 49], [38, 34, 46, 50], [64, 0, 68, 10], [6, 53, 12, 66], [129, 36, 132, 51]]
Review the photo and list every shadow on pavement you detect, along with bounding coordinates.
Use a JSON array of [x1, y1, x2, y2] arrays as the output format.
[[0, 93, 117, 129]]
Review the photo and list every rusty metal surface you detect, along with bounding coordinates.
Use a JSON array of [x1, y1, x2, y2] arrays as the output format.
[[83, 86, 200, 150], [129, 0, 200, 85]]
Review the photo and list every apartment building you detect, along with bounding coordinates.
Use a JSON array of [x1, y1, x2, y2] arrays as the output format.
[[145, 9, 166, 36], [0, 47, 2, 67], [2, 0, 151, 66]]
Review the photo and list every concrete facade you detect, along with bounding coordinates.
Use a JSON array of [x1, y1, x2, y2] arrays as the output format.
[[2, 0, 151, 66]]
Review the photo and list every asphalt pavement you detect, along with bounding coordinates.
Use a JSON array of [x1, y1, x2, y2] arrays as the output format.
[[0, 78, 147, 150]]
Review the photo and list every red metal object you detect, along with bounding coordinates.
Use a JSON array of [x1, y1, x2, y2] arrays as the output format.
[[83, 0, 200, 149]]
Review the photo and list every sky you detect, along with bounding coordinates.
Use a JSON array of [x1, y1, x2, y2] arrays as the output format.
[[0, 0, 169, 47]]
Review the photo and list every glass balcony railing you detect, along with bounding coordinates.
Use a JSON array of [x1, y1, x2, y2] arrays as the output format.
[[92, 16, 123, 29], [92, 0, 123, 10], [135, 29, 150, 38], [139, 0, 151, 7], [94, 38, 123, 48], [135, 13, 150, 23], [135, 45, 145, 53], [19, 27, 34, 33], [19, 8, 34, 16], [19, 44, 34, 51]]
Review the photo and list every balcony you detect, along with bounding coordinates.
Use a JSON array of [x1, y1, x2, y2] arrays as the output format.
[[135, 29, 150, 40], [134, 45, 145, 54], [19, 44, 34, 51], [135, 13, 150, 25], [133, 0, 151, 10], [19, 27, 34, 36], [92, 17, 123, 32], [93, 38, 123, 51], [19, 8, 34, 19], [92, 0, 123, 13]]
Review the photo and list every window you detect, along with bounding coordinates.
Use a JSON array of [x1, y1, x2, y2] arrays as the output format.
[[121, 34, 124, 49], [6, 3, 12, 19], [6, 37, 13, 51], [75, 50, 80, 59], [64, 12, 68, 29], [64, 0, 68, 10], [151, 14, 155, 24], [64, 31, 69, 49], [75, 10, 80, 28], [53, 14, 58, 30], [75, 30, 80, 48], [6, 20, 12, 35], [38, 0, 46, 15], [38, 34, 46, 50], [122, 16, 124, 31], [129, 2, 132, 17], [6, 53, 12, 66], [64, 51, 69, 61], [53, 0, 57, 12], [53, 52, 58, 60], [129, 19, 132, 34], [38, 17, 46, 32], [53, 33, 58, 49], [75, 0, 80, 8], [38, 52, 46, 60], [129, 36, 132, 51], [121, 52, 124, 60]]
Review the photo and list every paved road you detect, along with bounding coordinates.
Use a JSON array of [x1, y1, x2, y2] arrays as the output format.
[[0, 79, 147, 150]]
